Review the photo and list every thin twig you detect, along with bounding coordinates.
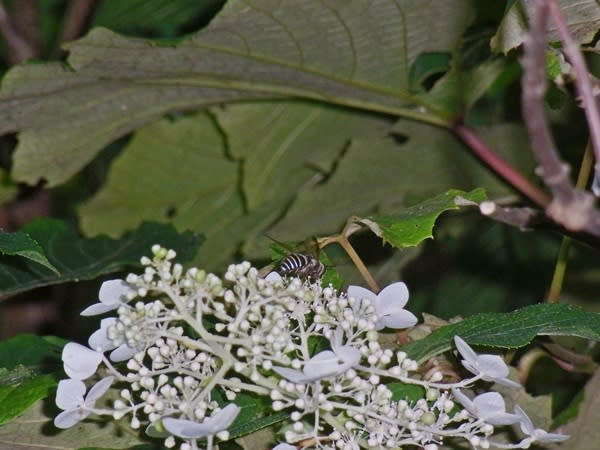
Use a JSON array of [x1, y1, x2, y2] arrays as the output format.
[[522, 0, 600, 234], [547, 0, 600, 177], [0, 1, 35, 64]]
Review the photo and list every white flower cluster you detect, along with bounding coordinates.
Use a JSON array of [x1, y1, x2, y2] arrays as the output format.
[[54, 245, 568, 450]]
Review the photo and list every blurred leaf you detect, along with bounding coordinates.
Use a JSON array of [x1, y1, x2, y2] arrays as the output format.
[[269, 122, 535, 241], [401, 303, 600, 363], [0, 334, 63, 371], [0, 230, 58, 274], [0, 219, 203, 296], [355, 188, 486, 248], [0, 399, 146, 450], [0, 168, 17, 205], [560, 368, 600, 450], [92, 0, 223, 37], [0, 0, 474, 186], [492, 0, 600, 54], [421, 58, 512, 115], [409, 52, 452, 91], [0, 374, 55, 426]]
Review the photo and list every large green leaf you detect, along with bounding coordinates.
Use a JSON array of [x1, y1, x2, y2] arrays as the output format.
[[0, 219, 203, 296], [0, 0, 473, 186], [78, 104, 389, 268], [401, 303, 600, 363]]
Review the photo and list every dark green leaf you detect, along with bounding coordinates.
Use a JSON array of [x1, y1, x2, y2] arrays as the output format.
[[401, 303, 600, 363], [0, 218, 203, 296], [0, 229, 59, 274], [92, 0, 223, 37], [357, 189, 486, 248], [409, 53, 452, 92], [387, 382, 425, 403]]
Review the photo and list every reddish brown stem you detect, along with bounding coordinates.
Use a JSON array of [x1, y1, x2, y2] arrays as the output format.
[[453, 123, 551, 208]]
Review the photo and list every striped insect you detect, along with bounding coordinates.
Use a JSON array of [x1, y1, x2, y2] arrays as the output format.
[[277, 253, 325, 280]]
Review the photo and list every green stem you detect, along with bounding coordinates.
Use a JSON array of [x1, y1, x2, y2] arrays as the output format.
[[547, 141, 594, 302]]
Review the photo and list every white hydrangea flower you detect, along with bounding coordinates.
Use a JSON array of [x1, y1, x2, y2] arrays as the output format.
[[62, 342, 103, 380], [454, 336, 520, 388], [347, 282, 417, 330], [81, 279, 131, 316], [54, 376, 113, 429], [162, 404, 240, 439], [452, 389, 520, 426], [273, 345, 361, 383], [51, 247, 567, 450], [515, 406, 570, 444]]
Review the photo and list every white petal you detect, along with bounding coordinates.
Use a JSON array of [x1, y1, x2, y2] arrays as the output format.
[[163, 404, 240, 438], [80, 302, 115, 316], [472, 392, 506, 414], [62, 343, 102, 380], [272, 366, 310, 384], [273, 444, 297, 450], [477, 355, 510, 378], [109, 344, 139, 362], [55, 379, 85, 410], [85, 376, 114, 405], [515, 405, 535, 434], [379, 309, 418, 330], [303, 346, 361, 381], [515, 406, 569, 442], [205, 404, 240, 431], [163, 417, 214, 438], [452, 388, 474, 412], [88, 318, 117, 351], [54, 409, 85, 429], [484, 412, 521, 426], [99, 279, 130, 305], [265, 271, 283, 282], [472, 392, 520, 425], [347, 285, 376, 302], [377, 282, 409, 308], [454, 336, 478, 366], [534, 431, 570, 443]]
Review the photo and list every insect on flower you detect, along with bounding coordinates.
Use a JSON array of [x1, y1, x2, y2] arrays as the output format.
[[278, 253, 325, 279], [259, 236, 327, 281]]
